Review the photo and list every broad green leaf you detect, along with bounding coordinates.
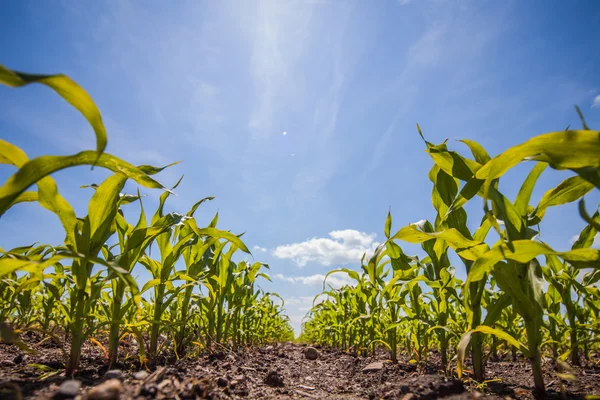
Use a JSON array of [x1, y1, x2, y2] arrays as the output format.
[[88, 174, 127, 252], [187, 196, 215, 217], [0, 151, 168, 215], [533, 176, 594, 221], [459, 139, 491, 165], [514, 163, 547, 216], [137, 161, 180, 176], [141, 278, 161, 294], [391, 225, 489, 261], [384, 211, 392, 239], [579, 199, 600, 231], [187, 221, 250, 254], [0, 64, 106, 157], [323, 269, 360, 290], [482, 293, 511, 326], [0, 140, 77, 245], [426, 142, 482, 181], [572, 208, 599, 250], [7, 191, 38, 207], [457, 325, 529, 378], [475, 130, 600, 198], [467, 240, 600, 284], [0, 139, 28, 166]]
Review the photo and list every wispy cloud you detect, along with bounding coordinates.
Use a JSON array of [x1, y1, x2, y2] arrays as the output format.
[[592, 95, 600, 108], [273, 229, 378, 266], [253, 245, 267, 252], [274, 272, 355, 288]]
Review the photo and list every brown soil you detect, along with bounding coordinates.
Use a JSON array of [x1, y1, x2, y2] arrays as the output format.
[[1, 333, 599, 399]]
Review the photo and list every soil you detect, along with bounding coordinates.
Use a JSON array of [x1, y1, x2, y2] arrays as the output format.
[[1, 333, 599, 399]]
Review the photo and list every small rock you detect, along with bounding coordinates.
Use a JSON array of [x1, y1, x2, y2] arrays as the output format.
[[86, 379, 122, 400], [104, 370, 123, 380], [157, 379, 171, 391], [217, 377, 228, 387], [400, 394, 416, 400], [13, 354, 23, 364], [56, 380, 81, 399], [362, 361, 384, 373], [304, 347, 319, 360], [264, 370, 285, 387], [134, 370, 149, 380]]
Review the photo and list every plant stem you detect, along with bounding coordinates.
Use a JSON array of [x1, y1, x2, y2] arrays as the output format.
[[66, 287, 86, 376], [525, 319, 545, 398]]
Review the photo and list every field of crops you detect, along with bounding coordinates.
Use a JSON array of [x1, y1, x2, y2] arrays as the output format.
[[1, 64, 599, 400]]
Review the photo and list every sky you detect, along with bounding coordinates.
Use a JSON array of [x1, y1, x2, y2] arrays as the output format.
[[1, 0, 600, 335]]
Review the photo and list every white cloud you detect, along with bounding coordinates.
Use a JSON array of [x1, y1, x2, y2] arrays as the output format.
[[283, 295, 315, 306], [272, 229, 378, 266], [253, 245, 267, 252], [274, 272, 355, 288], [593, 95, 600, 108], [283, 131, 287, 135]]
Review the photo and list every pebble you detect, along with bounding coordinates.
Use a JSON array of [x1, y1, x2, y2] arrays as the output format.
[[304, 347, 319, 360], [104, 370, 123, 380], [217, 377, 228, 387], [57, 380, 81, 399], [264, 370, 285, 387], [86, 379, 122, 400], [134, 370, 149, 380], [401, 394, 416, 400], [362, 361, 384, 373]]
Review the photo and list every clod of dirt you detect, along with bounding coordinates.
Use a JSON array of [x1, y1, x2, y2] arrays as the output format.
[[133, 370, 149, 380], [217, 377, 228, 387], [56, 380, 81, 399], [230, 374, 246, 389], [264, 370, 285, 387], [103, 369, 123, 380], [86, 378, 123, 400], [362, 361, 384, 373], [304, 347, 319, 360]]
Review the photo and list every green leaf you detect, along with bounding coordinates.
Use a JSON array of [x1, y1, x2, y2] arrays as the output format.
[[390, 225, 489, 261], [187, 221, 250, 254], [534, 176, 595, 221], [88, 174, 127, 252], [468, 240, 600, 284], [459, 139, 491, 165], [187, 197, 215, 217], [141, 278, 160, 294], [457, 325, 529, 378], [482, 293, 511, 326], [384, 211, 392, 239], [0, 151, 168, 215], [0, 64, 107, 157], [476, 130, 600, 198], [514, 163, 547, 216]]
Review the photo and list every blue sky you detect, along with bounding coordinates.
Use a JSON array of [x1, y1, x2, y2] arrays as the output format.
[[1, 0, 600, 334]]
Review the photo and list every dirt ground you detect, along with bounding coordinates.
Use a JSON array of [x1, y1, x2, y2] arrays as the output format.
[[1, 333, 599, 399]]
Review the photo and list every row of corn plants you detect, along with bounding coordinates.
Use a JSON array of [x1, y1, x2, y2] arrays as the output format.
[[0, 64, 294, 376], [300, 119, 600, 397]]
